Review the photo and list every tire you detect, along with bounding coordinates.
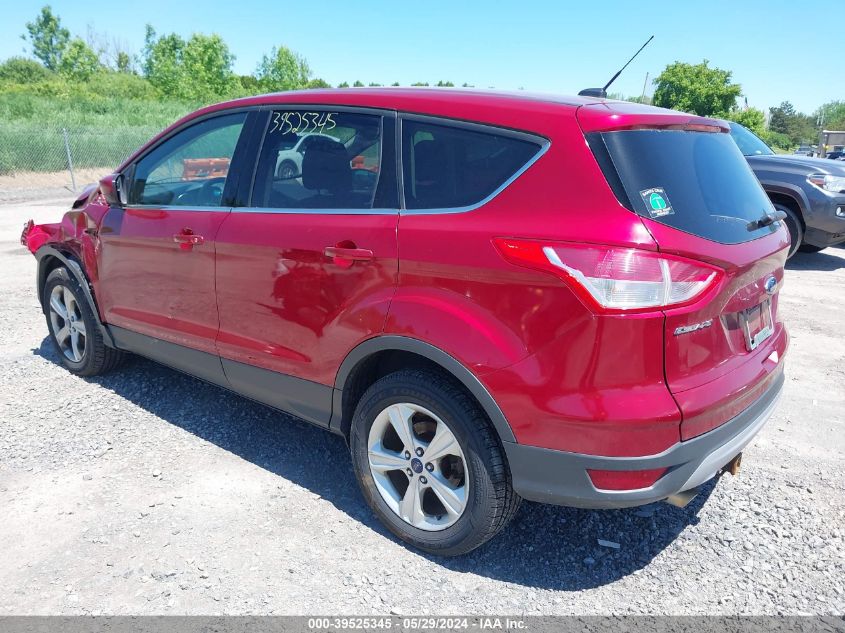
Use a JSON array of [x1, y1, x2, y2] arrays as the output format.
[[350, 369, 520, 556], [276, 160, 297, 180], [798, 244, 825, 254], [42, 267, 125, 376], [775, 203, 803, 259]]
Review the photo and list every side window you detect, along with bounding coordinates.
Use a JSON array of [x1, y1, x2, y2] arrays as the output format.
[[401, 119, 541, 210], [130, 112, 247, 207], [251, 110, 382, 209]]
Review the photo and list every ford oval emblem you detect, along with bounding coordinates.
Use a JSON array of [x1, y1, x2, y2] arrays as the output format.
[[764, 276, 777, 294]]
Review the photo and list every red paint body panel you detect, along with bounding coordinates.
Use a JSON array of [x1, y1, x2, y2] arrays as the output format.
[[480, 311, 682, 456], [214, 212, 398, 385], [388, 106, 682, 456], [97, 206, 227, 354], [27, 88, 788, 468], [24, 223, 54, 253], [387, 109, 658, 376], [642, 219, 790, 439]]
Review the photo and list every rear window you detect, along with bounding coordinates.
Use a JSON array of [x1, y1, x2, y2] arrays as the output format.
[[588, 129, 778, 244], [402, 119, 541, 210]]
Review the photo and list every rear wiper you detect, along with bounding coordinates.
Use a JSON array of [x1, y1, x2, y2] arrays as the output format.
[[747, 209, 787, 231]]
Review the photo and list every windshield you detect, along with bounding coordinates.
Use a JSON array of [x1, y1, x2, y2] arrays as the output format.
[[589, 129, 779, 245], [728, 122, 774, 156]]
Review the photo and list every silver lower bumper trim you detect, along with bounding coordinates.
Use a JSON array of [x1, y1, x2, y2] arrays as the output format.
[[678, 386, 783, 491]]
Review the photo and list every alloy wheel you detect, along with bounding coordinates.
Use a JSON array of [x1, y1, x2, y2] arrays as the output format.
[[367, 402, 469, 531], [48, 285, 87, 362]]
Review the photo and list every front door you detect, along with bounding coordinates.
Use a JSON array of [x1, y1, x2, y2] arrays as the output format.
[[214, 108, 399, 425], [98, 112, 248, 357]]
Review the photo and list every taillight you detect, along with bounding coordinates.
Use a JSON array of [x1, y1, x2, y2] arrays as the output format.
[[493, 238, 722, 314]]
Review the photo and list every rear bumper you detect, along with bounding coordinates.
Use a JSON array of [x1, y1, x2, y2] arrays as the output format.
[[504, 366, 784, 508]]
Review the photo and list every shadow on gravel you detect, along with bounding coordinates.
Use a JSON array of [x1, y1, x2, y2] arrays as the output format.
[[786, 249, 845, 272], [35, 336, 715, 591]]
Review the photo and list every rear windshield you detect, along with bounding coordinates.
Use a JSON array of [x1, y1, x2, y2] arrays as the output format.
[[588, 129, 778, 244]]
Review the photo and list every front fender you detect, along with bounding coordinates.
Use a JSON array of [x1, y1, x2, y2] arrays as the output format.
[[760, 180, 812, 216], [34, 245, 115, 347]]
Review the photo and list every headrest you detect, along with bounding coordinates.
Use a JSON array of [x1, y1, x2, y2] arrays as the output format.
[[301, 136, 352, 193], [412, 139, 448, 185]]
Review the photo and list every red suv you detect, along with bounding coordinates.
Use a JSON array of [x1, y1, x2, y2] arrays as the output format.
[[22, 89, 788, 555]]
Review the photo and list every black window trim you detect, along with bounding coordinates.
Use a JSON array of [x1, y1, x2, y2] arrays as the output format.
[[397, 112, 550, 215], [119, 104, 550, 216], [122, 106, 257, 212], [235, 104, 399, 216]]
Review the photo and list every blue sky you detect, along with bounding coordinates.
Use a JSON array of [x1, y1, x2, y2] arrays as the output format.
[[1, 0, 839, 114]]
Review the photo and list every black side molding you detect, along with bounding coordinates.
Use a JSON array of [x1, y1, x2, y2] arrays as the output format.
[[108, 326, 333, 430]]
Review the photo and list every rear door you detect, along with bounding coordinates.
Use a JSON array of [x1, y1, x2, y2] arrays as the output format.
[[213, 107, 399, 425], [587, 125, 790, 439], [98, 111, 249, 358]]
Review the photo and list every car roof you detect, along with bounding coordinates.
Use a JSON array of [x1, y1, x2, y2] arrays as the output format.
[[119, 88, 726, 171], [190, 87, 718, 129], [215, 87, 601, 112]]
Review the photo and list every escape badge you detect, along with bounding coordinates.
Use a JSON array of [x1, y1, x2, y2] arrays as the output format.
[[639, 187, 674, 218]]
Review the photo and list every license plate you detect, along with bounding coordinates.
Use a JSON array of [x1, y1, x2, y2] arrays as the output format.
[[740, 299, 773, 351]]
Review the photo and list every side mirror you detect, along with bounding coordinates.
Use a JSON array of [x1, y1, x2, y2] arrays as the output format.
[[99, 173, 128, 206]]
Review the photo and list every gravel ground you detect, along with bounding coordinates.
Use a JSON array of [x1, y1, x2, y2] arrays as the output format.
[[1, 196, 843, 616]]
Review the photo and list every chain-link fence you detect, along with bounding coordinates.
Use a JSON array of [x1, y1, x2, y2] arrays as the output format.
[[0, 124, 162, 196]]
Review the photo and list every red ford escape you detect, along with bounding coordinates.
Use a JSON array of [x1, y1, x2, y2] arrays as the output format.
[[22, 89, 788, 555]]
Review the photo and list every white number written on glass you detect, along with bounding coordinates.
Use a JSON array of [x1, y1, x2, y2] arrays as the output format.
[[269, 111, 337, 135]]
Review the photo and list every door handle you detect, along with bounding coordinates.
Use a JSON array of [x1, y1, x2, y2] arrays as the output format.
[[173, 230, 204, 250], [324, 245, 374, 265]]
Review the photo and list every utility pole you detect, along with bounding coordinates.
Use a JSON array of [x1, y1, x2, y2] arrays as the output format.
[[62, 128, 77, 192], [640, 72, 649, 103]]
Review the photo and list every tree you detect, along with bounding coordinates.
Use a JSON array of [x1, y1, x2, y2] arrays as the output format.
[[721, 107, 766, 136], [255, 46, 310, 92], [337, 81, 349, 88], [85, 25, 135, 73], [769, 101, 817, 145], [0, 57, 52, 83], [141, 27, 235, 100], [815, 100, 845, 130], [306, 78, 331, 88], [768, 101, 797, 135], [652, 60, 741, 116], [58, 38, 101, 81], [142, 26, 186, 97], [182, 34, 235, 100], [352, 80, 364, 87], [238, 74, 260, 92], [116, 51, 132, 73], [23, 5, 70, 71], [435, 80, 454, 87]]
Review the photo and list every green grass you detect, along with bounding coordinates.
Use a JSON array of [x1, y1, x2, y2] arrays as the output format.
[[0, 93, 200, 174]]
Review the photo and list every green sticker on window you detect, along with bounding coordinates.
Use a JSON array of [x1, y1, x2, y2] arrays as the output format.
[[639, 187, 674, 218]]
